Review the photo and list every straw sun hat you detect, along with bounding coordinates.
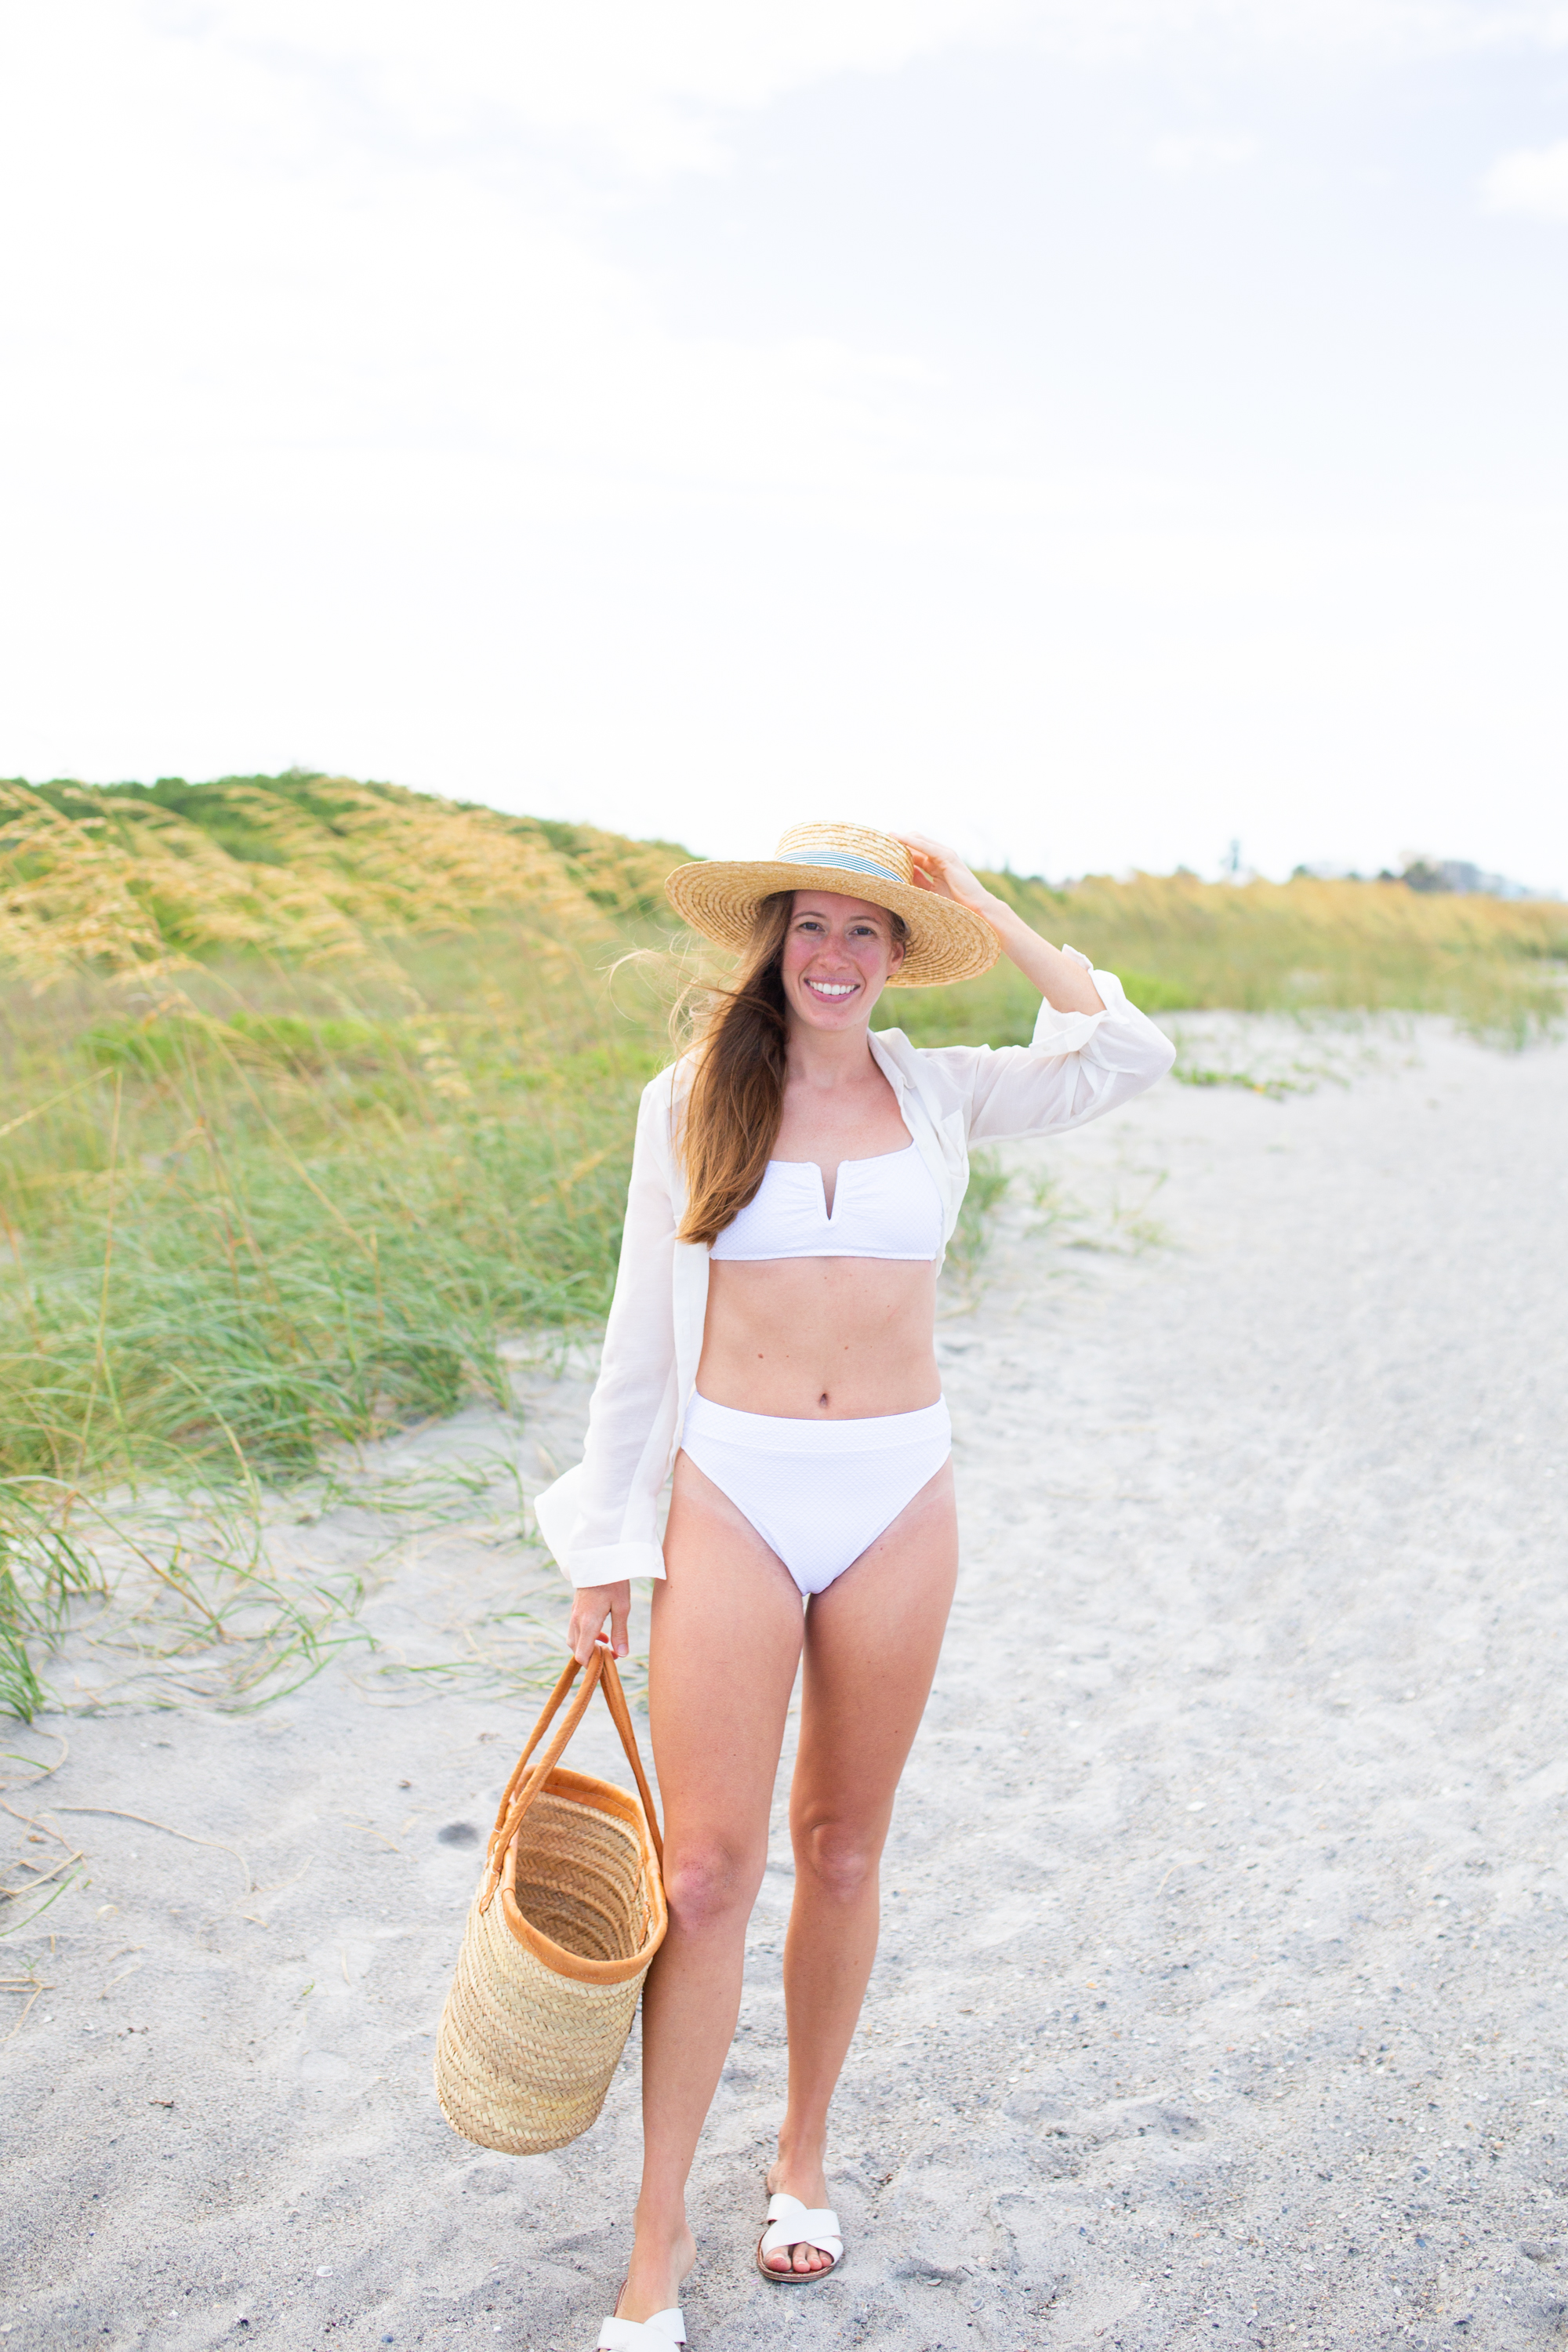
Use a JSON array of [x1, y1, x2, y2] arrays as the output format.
[[663, 822, 1000, 989]]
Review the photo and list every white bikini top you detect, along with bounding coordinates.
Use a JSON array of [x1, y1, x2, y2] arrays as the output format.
[[710, 1142, 945, 1263]]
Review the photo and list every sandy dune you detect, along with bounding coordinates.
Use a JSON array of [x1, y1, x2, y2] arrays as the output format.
[[3, 1018, 1566, 2350]]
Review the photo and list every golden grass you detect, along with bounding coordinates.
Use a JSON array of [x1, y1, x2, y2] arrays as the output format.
[[1, 770, 684, 984]]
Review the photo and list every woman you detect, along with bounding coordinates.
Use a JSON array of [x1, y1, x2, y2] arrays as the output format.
[[534, 821, 1175, 2350]]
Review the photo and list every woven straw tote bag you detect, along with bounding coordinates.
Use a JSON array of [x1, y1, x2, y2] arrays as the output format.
[[434, 1644, 667, 2154]]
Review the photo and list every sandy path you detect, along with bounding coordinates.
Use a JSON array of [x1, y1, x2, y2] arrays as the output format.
[[3, 1021, 1566, 2350]]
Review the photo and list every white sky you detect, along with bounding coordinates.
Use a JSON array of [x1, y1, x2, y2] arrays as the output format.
[[2, 2, 1566, 884]]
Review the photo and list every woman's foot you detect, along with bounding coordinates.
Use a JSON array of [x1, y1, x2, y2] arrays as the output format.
[[615, 2218, 696, 2326], [761, 2156, 837, 2277]]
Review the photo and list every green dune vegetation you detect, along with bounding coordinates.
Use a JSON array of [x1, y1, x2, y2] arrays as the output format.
[[2, 768, 1563, 1714]]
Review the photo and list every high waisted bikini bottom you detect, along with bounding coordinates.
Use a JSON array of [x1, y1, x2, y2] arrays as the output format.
[[679, 1392, 953, 1598]]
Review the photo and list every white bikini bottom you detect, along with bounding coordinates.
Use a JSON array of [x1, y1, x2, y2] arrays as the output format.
[[679, 1393, 953, 1598]]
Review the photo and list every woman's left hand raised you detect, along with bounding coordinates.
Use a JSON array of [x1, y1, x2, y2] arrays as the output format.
[[896, 828, 1105, 1014], [896, 832, 1004, 927]]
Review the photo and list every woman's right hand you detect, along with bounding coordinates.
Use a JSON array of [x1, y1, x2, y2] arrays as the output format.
[[567, 1580, 631, 1664]]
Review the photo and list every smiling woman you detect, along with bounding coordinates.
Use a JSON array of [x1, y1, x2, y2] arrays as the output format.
[[524, 818, 1175, 2347], [673, 891, 920, 1250]]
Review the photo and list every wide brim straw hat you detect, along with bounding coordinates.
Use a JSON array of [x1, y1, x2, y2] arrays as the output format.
[[663, 822, 1000, 989]]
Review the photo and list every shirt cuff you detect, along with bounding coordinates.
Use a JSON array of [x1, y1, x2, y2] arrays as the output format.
[[548, 1539, 668, 1588]]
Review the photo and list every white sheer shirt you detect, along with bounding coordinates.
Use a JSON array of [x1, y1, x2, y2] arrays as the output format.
[[533, 952, 1176, 1587]]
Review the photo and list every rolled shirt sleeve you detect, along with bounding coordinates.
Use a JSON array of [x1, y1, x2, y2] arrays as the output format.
[[906, 948, 1177, 1146]]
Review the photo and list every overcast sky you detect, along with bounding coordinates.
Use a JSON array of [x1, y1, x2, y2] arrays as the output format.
[[2, 2, 1566, 884]]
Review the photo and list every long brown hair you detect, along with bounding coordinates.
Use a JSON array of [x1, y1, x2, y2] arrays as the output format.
[[677, 893, 793, 1247], [675, 890, 906, 1247]]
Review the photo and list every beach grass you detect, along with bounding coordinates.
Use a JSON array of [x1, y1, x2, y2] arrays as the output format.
[[2, 771, 1563, 1714]]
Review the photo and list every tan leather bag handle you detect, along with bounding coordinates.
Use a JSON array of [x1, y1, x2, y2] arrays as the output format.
[[479, 1645, 662, 1912]]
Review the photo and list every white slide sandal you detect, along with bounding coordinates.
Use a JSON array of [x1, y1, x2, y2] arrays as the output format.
[[595, 2310, 686, 2350], [756, 2192, 844, 2284]]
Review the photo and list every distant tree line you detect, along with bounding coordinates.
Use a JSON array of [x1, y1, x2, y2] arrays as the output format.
[[1290, 856, 1545, 900]]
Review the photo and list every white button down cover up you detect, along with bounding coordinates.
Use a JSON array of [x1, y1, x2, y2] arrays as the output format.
[[533, 954, 1176, 1587]]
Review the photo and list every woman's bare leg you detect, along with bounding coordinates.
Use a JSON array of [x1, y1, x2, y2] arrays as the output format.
[[618, 1454, 805, 2324], [764, 1461, 959, 2273]]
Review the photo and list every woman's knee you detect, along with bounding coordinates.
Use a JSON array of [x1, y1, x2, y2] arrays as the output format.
[[793, 1814, 882, 1904], [662, 1836, 765, 1933]]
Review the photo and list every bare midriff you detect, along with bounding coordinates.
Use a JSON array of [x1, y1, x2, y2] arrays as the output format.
[[696, 1258, 942, 1420]]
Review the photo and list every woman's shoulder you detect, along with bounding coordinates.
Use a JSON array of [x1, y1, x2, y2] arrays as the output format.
[[871, 1023, 983, 1072], [637, 1054, 697, 1118], [869, 1025, 976, 1106], [641, 1051, 696, 1093]]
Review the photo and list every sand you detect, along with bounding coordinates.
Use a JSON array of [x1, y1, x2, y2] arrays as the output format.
[[3, 1016, 1566, 2350]]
